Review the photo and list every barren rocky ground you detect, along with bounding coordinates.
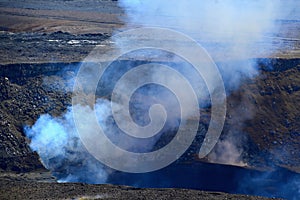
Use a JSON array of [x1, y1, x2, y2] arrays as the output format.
[[0, 0, 299, 199], [0, 176, 272, 200]]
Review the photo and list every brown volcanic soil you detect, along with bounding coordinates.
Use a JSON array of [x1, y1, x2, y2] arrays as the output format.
[[0, 0, 299, 65], [0, 0, 299, 199], [242, 60, 300, 172], [225, 59, 300, 172], [0, 59, 299, 175], [0, 178, 272, 200], [0, 0, 124, 34]]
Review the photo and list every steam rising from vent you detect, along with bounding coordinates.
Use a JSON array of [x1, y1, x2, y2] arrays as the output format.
[[25, 101, 111, 183], [24, 0, 299, 197], [207, 138, 246, 167], [117, 0, 297, 165], [119, 0, 297, 89]]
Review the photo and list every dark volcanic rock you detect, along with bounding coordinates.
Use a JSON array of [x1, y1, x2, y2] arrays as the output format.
[[0, 32, 109, 64], [0, 66, 75, 172], [0, 179, 273, 200], [0, 59, 299, 174]]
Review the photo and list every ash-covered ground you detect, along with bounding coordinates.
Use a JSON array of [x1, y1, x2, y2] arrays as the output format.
[[0, 0, 300, 200]]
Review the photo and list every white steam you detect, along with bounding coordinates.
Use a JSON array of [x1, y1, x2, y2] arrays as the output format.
[[207, 137, 246, 167], [24, 0, 298, 182], [25, 100, 113, 183], [119, 0, 296, 88], [117, 0, 297, 166]]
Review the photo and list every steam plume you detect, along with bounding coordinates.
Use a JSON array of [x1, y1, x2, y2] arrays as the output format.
[[25, 103, 109, 183], [24, 1, 299, 195], [118, 0, 297, 165]]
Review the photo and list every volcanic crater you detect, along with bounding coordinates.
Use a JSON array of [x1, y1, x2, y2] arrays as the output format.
[[0, 0, 299, 200]]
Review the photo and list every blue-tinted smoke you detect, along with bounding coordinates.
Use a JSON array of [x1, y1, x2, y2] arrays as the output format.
[[237, 168, 300, 200], [24, 1, 299, 199], [119, 0, 298, 89], [118, 1, 300, 199], [25, 103, 109, 183]]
